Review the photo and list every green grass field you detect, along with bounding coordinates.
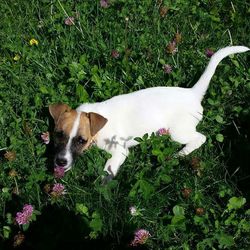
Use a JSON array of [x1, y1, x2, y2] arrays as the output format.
[[0, 0, 250, 249]]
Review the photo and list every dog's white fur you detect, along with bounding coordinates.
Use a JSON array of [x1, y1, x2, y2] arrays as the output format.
[[74, 46, 249, 177], [63, 111, 81, 169]]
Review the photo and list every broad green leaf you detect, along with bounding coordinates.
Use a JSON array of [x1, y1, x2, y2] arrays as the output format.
[[216, 134, 224, 142], [215, 115, 224, 124], [217, 233, 234, 247], [39, 85, 49, 94], [136, 75, 144, 85], [91, 74, 102, 87], [90, 212, 103, 232], [6, 213, 12, 224], [160, 174, 172, 184], [2, 187, 10, 193], [152, 148, 162, 156], [245, 209, 250, 215], [34, 210, 41, 216], [3, 226, 11, 239], [139, 180, 155, 199], [77, 70, 86, 80], [227, 197, 246, 210], [182, 242, 190, 250], [173, 205, 185, 216], [171, 215, 185, 225], [128, 180, 140, 198], [231, 59, 240, 68], [89, 231, 98, 239], [159, 59, 166, 65], [194, 215, 204, 225], [239, 219, 250, 232], [76, 203, 89, 216], [207, 98, 215, 105], [22, 223, 30, 231], [46, 73, 53, 79], [197, 238, 214, 249], [79, 54, 88, 66], [76, 84, 89, 102], [215, 220, 219, 229]]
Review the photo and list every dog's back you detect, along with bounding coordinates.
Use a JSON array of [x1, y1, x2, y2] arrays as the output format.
[[75, 46, 249, 177]]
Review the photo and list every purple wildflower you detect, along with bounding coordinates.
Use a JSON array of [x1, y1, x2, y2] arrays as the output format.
[[54, 166, 65, 179], [111, 49, 119, 59], [166, 41, 177, 54], [205, 48, 214, 58], [41, 132, 50, 144], [15, 204, 34, 225], [16, 212, 29, 225], [157, 128, 170, 136], [163, 64, 172, 74], [23, 204, 34, 216], [64, 16, 75, 26], [130, 229, 151, 246], [51, 183, 65, 197], [100, 0, 110, 8]]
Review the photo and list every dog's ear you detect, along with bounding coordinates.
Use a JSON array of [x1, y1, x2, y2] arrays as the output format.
[[87, 112, 108, 136], [49, 103, 71, 123]]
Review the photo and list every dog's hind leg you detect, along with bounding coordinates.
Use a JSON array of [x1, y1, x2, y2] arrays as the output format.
[[177, 132, 206, 156]]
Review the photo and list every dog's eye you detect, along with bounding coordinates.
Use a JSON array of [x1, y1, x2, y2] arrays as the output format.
[[78, 136, 87, 145], [55, 131, 64, 138]]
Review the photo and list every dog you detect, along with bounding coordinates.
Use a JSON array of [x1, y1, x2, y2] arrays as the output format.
[[49, 46, 249, 180]]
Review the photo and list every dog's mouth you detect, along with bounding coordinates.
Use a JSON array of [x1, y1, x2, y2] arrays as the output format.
[[53, 151, 74, 172], [54, 162, 72, 172], [52, 137, 87, 172]]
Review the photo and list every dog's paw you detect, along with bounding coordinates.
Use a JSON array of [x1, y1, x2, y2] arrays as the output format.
[[177, 150, 187, 157], [101, 174, 114, 185]]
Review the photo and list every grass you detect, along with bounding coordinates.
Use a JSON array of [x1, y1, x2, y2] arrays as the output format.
[[0, 0, 250, 249]]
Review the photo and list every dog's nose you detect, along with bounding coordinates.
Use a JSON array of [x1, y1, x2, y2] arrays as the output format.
[[55, 157, 67, 167]]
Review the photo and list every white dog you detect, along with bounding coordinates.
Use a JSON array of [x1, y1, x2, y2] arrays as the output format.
[[49, 46, 249, 180]]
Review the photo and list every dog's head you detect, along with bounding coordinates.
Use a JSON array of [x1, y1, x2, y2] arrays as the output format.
[[49, 103, 107, 171]]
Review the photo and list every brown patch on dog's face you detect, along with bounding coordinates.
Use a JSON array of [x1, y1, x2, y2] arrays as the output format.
[[70, 113, 92, 155], [54, 110, 78, 137], [49, 103, 76, 148], [70, 112, 107, 155]]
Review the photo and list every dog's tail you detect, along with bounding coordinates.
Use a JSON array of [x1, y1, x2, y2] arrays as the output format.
[[192, 46, 249, 99]]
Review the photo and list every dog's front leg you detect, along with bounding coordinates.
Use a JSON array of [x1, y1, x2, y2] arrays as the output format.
[[102, 147, 129, 183]]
